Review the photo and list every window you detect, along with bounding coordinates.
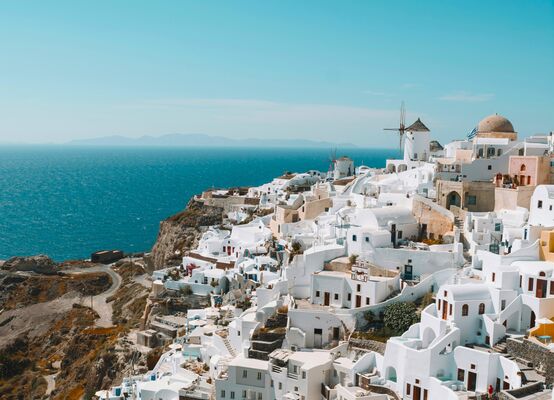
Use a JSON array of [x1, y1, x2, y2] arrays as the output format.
[[242, 391, 247, 398], [242, 370, 248, 378], [221, 390, 225, 398], [519, 275, 522, 288], [302, 371, 306, 379], [467, 195, 477, 205], [501, 300, 506, 310], [230, 392, 235, 399], [398, 231, 403, 239], [528, 278, 534, 291], [449, 304, 453, 315], [334, 293, 339, 300], [462, 304, 469, 316], [520, 164, 526, 171], [488, 165, 492, 170], [458, 368, 465, 381], [352, 234, 357, 242], [258, 394, 262, 400], [347, 293, 351, 301], [366, 297, 370, 305], [279, 382, 282, 390], [479, 303, 485, 314], [357, 284, 361, 292], [257, 372, 262, 380], [365, 236, 370, 242], [316, 291, 320, 297], [538, 200, 543, 209], [492, 272, 496, 282], [550, 282, 554, 295], [406, 383, 411, 395]]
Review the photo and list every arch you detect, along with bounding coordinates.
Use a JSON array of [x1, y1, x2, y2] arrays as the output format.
[[422, 327, 437, 348], [446, 191, 461, 210], [387, 164, 396, 173], [539, 271, 546, 277], [520, 164, 526, 172], [462, 304, 469, 316], [478, 303, 485, 315], [385, 366, 397, 383], [397, 164, 408, 173]]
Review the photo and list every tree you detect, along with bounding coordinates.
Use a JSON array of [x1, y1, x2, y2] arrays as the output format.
[[383, 302, 419, 335]]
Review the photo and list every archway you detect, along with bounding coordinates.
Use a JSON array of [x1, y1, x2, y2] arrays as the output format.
[[387, 164, 396, 173], [385, 366, 397, 382], [422, 327, 437, 348], [446, 191, 461, 209], [398, 164, 408, 173]]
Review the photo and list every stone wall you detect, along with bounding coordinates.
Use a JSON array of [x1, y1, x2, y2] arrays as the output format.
[[348, 338, 387, 355], [506, 337, 554, 384]]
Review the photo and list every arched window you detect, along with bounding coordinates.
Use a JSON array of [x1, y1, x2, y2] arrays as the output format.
[[520, 164, 526, 172], [539, 271, 546, 277], [462, 304, 469, 316], [478, 303, 485, 314]]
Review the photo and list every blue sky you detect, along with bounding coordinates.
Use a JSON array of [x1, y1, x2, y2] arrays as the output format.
[[0, 0, 552, 147]]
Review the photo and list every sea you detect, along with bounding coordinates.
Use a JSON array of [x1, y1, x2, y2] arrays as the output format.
[[0, 146, 398, 261]]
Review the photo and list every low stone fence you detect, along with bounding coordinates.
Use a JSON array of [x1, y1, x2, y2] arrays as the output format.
[[506, 337, 554, 384], [348, 338, 387, 355]]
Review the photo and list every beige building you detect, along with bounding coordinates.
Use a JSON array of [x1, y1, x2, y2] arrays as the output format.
[[270, 184, 333, 239], [539, 229, 554, 262], [412, 195, 455, 240], [436, 180, 495, 213]]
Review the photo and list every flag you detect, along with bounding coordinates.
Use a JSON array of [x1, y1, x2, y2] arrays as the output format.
[[467, 126, 478, 140]]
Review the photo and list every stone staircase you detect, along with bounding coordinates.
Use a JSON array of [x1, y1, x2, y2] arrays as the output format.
[[492, 338, 507, 354], [222, 335, 237, 357], [454, 217, 464, 230]]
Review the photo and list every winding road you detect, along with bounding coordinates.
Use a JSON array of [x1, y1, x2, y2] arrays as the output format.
[[65, 265, 122, 327]]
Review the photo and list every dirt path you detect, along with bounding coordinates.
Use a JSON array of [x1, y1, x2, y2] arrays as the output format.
[[64, 265, 122, 327]]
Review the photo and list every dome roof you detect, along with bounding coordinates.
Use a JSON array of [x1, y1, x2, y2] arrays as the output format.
[[477, 114, 515, 134]]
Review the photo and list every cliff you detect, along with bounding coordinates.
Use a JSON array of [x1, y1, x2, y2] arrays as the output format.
[[149, 198, 224, 270]]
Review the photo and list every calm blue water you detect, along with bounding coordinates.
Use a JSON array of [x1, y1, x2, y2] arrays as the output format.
[[0, 146, 397, 261]]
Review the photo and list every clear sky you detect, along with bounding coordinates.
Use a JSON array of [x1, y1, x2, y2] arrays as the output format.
[[0, 0, 552, 147]]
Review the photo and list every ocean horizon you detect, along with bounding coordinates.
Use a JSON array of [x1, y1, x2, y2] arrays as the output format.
[[0, 145, 398, 261]]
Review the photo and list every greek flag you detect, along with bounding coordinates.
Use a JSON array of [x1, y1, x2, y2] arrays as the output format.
[[467, 126, 478, 140]]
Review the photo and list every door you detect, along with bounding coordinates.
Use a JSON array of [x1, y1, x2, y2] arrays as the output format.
[[442, 300, 448, 320], [324, 292, 330, 306], [467, 371, 477, 391], [423, 389, 428, 400], [356, 295, 361, 308], [333, 327, 340, 341], [404, 265, 413, 280], [391, 224, 397, 247], [413, 386, 421, 400], [536, 279, 547, 298], [314, 328, 322, 348], [530, 311, 536, 328]]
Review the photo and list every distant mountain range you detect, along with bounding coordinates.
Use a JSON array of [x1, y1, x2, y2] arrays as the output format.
[[67, 133, 356, 148]]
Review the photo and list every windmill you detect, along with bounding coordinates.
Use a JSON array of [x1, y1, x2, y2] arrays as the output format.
[[384, 101, 407, 155]]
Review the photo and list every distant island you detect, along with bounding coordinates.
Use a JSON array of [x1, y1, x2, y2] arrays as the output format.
[[67, 133, 356, 148]]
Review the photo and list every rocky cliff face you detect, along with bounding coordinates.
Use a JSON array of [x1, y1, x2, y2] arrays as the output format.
[[149, 199, 224, 270], [2, 254, 57, 275]]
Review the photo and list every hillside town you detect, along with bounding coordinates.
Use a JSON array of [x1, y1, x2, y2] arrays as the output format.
[[95, 114, 554, 400]]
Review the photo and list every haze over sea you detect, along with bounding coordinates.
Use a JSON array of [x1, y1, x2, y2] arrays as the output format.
[[0, 146, 397, 261]]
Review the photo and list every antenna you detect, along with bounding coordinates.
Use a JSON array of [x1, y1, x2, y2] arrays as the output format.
[[327, 148, 337, 174], [384, 101, 407, 155]]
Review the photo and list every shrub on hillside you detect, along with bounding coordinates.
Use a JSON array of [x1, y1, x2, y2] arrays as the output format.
[[383, 302, 419, 335]]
